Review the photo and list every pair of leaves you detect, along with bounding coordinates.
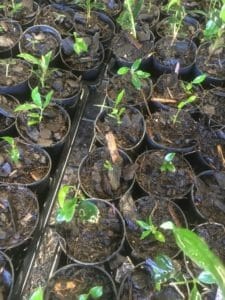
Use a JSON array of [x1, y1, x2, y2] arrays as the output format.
[[160, 153, 176, 173], [78, 286, 103, 300], [136, 217, 165, 242], [73, 33, 88, 56], [1, 136, 20, 164]]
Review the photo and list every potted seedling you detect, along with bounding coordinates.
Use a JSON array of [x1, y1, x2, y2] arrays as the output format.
[[95, 89, 146, 152], [112, 0, 155, 66], [15, 86, 71, 155], [55, 184, 125, 265], [61, 31, 104, 80], [0, 136, 52, 191]]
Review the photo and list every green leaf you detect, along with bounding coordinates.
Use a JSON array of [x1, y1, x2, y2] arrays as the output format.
[[167, 0, 180, 10], [117, 67, 129, 75], [17, 53, 40, 65], [131, 59, 142, 72], [220, 4, 225, 22], [58, 185, 72, 208], [198, 271, 217, 284], [29, 287, 44, 300], [115, 89, 125, 106], [78, 200, 100, 223], [1, 136, 14, 145], [192, 74, 207, 84], [140, 230, 151, 240], [56, 199, 77, 223], [178, 95, 196, 110], [78, 294, 88, 300], [43, 90, 53, 109], [42, 51, 52, 69], [89, 286, 103, 298], [135, 70, 150, 78], [131, 73, 142, 89], [155, 231, 166, 243], [136, 220, 150, 230], [32, 87, 42, 107], [190, 284, 201, 300], [73, 34, 88, 56], [14, 103, 38, 112], [165, 152, 176, 162], [160, 221, 174, 230], [204, 19, 218, 39]]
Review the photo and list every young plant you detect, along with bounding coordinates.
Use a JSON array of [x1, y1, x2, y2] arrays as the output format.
[[73, 32, 88, 56], [1, 136, 20, 164], [78, 285, 103, 300], [181, 74, 206, 95], [107, 89, 126, 124], [160, 152, 176, 173], [103, 159, 113, 171], [136, 215, 165, 242], [17, 51, 52, 88], [117, 0, 144, 39], [117, 58, 150, 90], [56, 185, 100, 223], [29, 287, 44, 300], [14, 87, 53, 126], [73, 0, 104, 21], [0, 1, 23, 16]]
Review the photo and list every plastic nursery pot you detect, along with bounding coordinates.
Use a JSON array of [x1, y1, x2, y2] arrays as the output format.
[[56, 198, 125, 265], [194, 42, 225, 87], [120, 195, 188, 260], [191, 170, 225, 225], [34, 4, 75, 37], [94, 106, 146, 155], [152, 37, 197, 76], [78, 147, 135, 201], [111, 29, 155, 69], [0, 139, 52, 194], [0, 94, 20, 137], [118, 260, 186, 300], [44, 264, 117, 299], [135, 149, 195, 200], [0, 19, 22, 58], [19, 24, 62, 64], [0, 184, 39, 250], [15, 104, 71, 158], [60, 37, 105, 81], [137, 3, 160, 31], [0, 250, 14, 299], [0, 59, 32, 98], [145, 106, 199, 153]]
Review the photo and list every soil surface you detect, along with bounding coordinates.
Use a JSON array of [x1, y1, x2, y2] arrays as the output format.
[[0, 20, 21, 52], [0, 94, 18, 132], [120, 195, 187, 259], [137, 3, 160, 29], [16, 105, 70, 147], [79, 147, 135, 200], [0, 140, 51, 185], [95, 107, 145, 150], [0, 185, 39, 249], [135, 150, 194, 199], [45, 265, 116, 299], [57, 200, 124, 264]]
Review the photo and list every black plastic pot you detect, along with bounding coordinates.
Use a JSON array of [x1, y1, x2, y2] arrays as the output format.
[[56, 198, 125, 265], [152, 37, 197, 77], [44, 264, 117, 299], [0, 250, 14, 300], [0, 94, 19, 137], [78, 147, 135, 201]]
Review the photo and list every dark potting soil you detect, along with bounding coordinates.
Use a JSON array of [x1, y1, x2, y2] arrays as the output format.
[[196, 43, 225, 79], [154, 37, 196, 68], [193, 171, 225, 225], [79, 147, 134, 200], [45, 266, 116, 299], [2, 2, 36, 26], [30, 69, 81, 100], [107, 73, 152, 107], [0, 95, 18, 131], [0, 19, 21, 52], [135, 150, 194, 199], [0, 185, 38, 249], [137, 3, 160, 30], [120, 195, 186, 259], [111, 29, 154, 62], [95, 107, 145, 149], [146, 107, 199, 149], [57, 200, 124, 263], [16, 105, 69, 147], [0, 59, 31, 86], [0, 141, 50, 185]]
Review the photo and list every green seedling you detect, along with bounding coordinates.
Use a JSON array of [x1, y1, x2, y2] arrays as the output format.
[[78, 285, 103, 300], [136, 215, 165, 242], [56, 185, 100, 223], [103, 160, 113, 171], [1, 136, 20, 164], [160, 152, 176, 173], [73, 32, 88, 56], [0, 0, 22, 16], [14, 87, 53, 126], [181, 74, 206, 95], [18, 51, 52, 88], [117, 59, 150, 90], [117, 0, 144, 39], [73, 0, 104, 20], [107, 89, 126, 124], [29, 287, 44, 300]]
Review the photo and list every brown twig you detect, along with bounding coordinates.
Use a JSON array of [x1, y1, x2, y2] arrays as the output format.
[[167, 203, 182, 227], [217, 144, 225, 168], [151, 97, 177, 104]]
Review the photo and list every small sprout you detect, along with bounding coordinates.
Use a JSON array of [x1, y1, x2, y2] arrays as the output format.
[[1, 136, 20, 164], [103, 160, 113, 171], [78, 285, 103, 300], [172, 95, 197, 124], [73, 33, 88, 56], [160, 152, 176, 173], [56, 185, 100, 223], [14, 87, 53, 126], [108, 89, 126, 124], [117, 59, 150, 90], [29, 287, 44, 300], [182, 74, 206, 94], [136, 215, 165, 242]]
